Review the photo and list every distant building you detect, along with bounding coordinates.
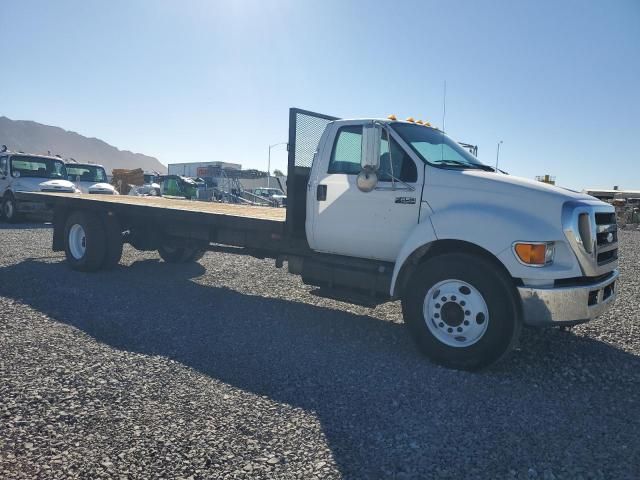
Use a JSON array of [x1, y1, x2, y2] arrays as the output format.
[[167, 161, 242, 178], [583, 187, 640, 202]]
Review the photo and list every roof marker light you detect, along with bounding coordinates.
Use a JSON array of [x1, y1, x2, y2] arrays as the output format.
[[406, 117, 415, 123], [387, 114, 397, 121], [416, 120, 424, 125]]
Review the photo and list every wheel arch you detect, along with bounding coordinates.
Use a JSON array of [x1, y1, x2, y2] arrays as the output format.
[[391, 239, 518, 299]]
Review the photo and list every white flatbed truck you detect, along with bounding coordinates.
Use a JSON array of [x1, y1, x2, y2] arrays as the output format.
[[17, 108, 619, 370]]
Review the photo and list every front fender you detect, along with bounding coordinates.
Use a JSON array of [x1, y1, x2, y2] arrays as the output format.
[[390, 204, 583, 296], [390, 220, 438, 296]]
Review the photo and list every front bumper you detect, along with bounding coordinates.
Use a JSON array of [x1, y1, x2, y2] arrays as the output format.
[[518, 270, 619, 327]]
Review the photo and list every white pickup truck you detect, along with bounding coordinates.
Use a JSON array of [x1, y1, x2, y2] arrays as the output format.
[[19, 108, 619, 370], [0, 149, 78, 222], [66, 162, 118, 195]]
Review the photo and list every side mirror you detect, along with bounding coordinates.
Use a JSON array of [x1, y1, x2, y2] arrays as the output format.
[[358, 122, 381, 192], [361, 122, 381, 172], [357, 169, 378, 193]]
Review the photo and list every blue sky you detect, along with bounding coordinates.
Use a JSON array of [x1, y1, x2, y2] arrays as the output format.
[[1, 0, 638, 189]]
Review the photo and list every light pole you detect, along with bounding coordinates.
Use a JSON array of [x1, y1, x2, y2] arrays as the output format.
[[268, 142, 287, 187], [495, 140, 503, 171]]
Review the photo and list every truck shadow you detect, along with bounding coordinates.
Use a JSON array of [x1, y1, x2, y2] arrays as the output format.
[[1, 257, 639, 478]]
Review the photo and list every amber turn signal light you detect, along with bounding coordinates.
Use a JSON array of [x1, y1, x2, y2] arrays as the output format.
[[514, 243, 554, 266]]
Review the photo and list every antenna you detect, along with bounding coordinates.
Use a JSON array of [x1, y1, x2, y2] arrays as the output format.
[[441, 80, 447, 161], [442, 80, 447, 132]]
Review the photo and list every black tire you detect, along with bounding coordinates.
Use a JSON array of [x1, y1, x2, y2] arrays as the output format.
[[64, 211, 107, 272], [157, 244, 190, 263], [401, 253, 521, 371], [158, 244, 206, 263], [2, 193, 21, 223], [186, 248, 206, 262], [101, 214, 123, 270]]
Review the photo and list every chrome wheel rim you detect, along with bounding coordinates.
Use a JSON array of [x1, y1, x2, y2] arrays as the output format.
[[423, 279, 489, 347], [68, 224, 87, 260]]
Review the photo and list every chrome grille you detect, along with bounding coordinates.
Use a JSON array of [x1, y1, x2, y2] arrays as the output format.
[[562, 201, 619, 276], [595, 211, 618, 265]]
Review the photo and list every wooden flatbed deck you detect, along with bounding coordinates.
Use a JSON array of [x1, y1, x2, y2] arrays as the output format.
[[18, 192, 286, 221]]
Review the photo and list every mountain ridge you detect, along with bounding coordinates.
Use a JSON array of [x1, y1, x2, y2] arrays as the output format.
[[0, 116, 166, 174]]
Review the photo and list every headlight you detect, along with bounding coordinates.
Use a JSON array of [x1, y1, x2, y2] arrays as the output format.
[[513, 242, 555, 266]]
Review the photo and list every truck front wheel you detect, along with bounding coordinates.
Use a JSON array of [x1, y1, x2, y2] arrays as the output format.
[[401, 253, 521, 371], [64, 212, 107, 272], [2, 193, 21, 223]]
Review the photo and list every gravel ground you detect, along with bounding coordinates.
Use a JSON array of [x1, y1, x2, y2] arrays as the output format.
[[0, 223, 639, 479]]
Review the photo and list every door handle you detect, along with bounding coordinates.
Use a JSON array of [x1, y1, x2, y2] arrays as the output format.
[[317, 184, 327, 201]]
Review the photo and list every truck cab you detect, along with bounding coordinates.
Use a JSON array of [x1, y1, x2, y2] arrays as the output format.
[[0, 149, 76, 222], [290, 111, 618, 368], [66, 162, 117, 195]]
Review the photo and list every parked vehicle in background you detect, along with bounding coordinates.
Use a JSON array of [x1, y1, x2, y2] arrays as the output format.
[[155, 174, 198, 199], [0, 148, 77, 222], [254, 187, 287, 207], [126, 172, 162, 196], [66, 162, 118, 195], [19, 108, 619, 370]]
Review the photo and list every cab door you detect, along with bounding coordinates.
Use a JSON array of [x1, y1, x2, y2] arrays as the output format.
[[308, 122, 423, 262]]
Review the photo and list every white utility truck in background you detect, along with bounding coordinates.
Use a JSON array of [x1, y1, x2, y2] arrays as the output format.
[[18, 108, 619, 370], [66, 162, 118, 195], [0, 148, 77, 222]]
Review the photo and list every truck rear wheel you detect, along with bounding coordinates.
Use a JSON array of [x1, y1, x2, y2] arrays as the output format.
[[64, 212, 107, 272], [158, 244, 205, 263], [401, 253, 520, 371]]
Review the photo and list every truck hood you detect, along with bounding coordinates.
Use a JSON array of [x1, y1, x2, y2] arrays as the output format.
[[12, 178, 76, 193], [425, 168, 608, 246], [427, 169, 596, 208], [76, 181, 117, 194], [39, 179, 77, 192], [423, 168, 615, 282]]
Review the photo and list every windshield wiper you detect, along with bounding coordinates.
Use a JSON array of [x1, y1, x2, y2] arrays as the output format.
[[436, 160, 495, 171]]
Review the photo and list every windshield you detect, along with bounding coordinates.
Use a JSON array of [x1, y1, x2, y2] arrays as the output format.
[[11, 156, 67, 179], [67, 164, 107, 183], [391, 123, 491, 170]]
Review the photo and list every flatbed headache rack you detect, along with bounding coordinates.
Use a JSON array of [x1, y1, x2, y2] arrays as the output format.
[[285, 108, 339, 239]]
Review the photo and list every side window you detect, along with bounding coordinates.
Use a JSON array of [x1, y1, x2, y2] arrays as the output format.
[[328, 126, 363, 175], [0, 156, 7, 176], [379, 134, 418, 183]]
